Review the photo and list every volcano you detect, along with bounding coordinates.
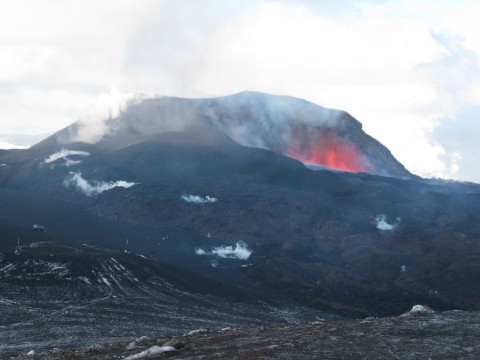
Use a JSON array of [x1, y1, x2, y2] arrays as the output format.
[[0, 91, 479, 355], [32, 91, 410, 177]]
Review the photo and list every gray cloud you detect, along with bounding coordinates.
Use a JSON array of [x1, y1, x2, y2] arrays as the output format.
[[271, 0, 389, 18], [420, 31, 480, 182], [434, 105, 480, 183], [420, 31, 480, 115]]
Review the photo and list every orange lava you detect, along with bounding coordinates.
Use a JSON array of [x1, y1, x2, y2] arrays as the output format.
[[287, 137, 368, 173]]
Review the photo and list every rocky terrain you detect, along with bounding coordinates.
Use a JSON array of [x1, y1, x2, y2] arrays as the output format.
[[7, 308, 480, 359], [0, 241, 321, 357]]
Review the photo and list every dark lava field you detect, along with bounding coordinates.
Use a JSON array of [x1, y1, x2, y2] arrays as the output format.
[[1, 92, 479, 358]]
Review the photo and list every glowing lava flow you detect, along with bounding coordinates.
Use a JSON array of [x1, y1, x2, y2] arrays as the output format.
[[287, 137, 369, 173]]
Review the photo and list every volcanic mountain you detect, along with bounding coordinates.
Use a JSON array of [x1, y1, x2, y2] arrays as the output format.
[[32, 91, 410, 177], [0, 91, 479, 355]]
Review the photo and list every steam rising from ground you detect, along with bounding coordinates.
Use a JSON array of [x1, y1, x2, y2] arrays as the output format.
[[44, 149, 90, 167], [205, 92, 352, 152], [375, 214, 401, 231], [182, 194, 218, 204], [63, 171, 136, 197], [195, 242, 252, 260], [70, 90, 149, 144]]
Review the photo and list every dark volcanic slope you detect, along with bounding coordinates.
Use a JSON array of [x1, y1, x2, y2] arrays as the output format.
[[1, 91, 479, 323], [0, 241, 320, 356]]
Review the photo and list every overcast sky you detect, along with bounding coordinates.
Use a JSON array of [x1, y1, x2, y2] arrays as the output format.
[[1, 0, 480, 182]]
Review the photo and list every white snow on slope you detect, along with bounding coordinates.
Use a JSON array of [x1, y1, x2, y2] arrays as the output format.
[[123, 345, 176, 360], [44, 149, 90, 165], [63, 171, 136, 196], [195, 242, 252, 260], [184, 328, 209, 336], [181, 194, 217, 204], [402, 304, 435, 316]]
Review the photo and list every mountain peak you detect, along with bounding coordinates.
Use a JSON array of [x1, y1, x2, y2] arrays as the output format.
[[32, 92, 410, 178]]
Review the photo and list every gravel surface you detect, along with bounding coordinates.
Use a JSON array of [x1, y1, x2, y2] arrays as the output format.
[[7, 310, 479, 359]]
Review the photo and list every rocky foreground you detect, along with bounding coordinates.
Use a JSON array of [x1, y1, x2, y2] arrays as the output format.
[[8, 308, 479, 359]]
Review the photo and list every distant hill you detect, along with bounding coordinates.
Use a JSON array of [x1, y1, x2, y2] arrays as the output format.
[[0, 133, 50, 149]]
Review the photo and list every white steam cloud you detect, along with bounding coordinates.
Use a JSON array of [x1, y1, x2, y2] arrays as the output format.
[[181, 194, 218, 204], [374, 214, 401, 231], [70, 89, 148, 144], [44, 149, 90, 166], [63, 171, 136, 196], [204, 92, 347, 152], [194, 242, 252, 260], [194, 248, 207, 255]]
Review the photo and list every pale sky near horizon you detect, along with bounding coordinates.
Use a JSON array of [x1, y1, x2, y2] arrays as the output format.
[[1, 0, 480, 182]]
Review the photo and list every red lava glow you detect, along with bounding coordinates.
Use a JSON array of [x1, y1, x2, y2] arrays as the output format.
[[287, 137, 368, 173]]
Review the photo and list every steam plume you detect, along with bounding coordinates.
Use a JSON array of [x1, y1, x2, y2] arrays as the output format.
[[181, 194, 218, 204], [374, 214, 401, 231], [194, 242, 252, 260], [69, 89, 148, 144], [44, 149, 90, 166], [64, 171, 136, 196]]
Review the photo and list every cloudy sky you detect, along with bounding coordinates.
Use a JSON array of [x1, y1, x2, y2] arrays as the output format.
[[1, 0, 480, 182]]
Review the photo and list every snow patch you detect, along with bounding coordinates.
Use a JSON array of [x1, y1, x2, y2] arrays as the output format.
[[374, 214, 400, 231], [195, 242, 252, 260], [184, 328, 209, 336], [409, 305, 434, 313], [181, 194, 217, 204], [123, 345, 176, 359], [79, 276, 91, 284], [64, 171, 136, 196], [402, 304, 435, 316]]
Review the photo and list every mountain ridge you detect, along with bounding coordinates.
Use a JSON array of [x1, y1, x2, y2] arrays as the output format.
[[30, 91, 411, 178]]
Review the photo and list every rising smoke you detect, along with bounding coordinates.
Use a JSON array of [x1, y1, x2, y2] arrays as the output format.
[[63, 172, 137, 197], [69, 91, 149, 144], [374, 214, 401, 231], [204, 91, 354, 153], [44, 149, 91, 166], [181, 194, 218, 204], [194, 241, 252, 260]]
